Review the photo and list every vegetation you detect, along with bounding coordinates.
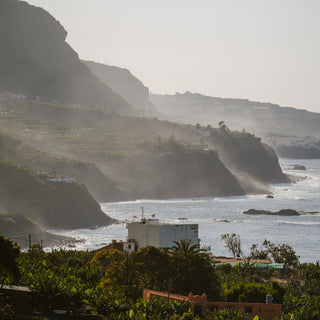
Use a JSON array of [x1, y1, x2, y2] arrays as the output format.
[[0, 234, 319, 319], [0, 235, 20, 287], [224, 281, 285, 304], [249, 240, 300, 267], [221, 233, 242, 258]]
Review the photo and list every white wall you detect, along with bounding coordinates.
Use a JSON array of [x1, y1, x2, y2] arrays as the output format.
[[127, 222, 198, 250], [159, 224, 198, 248]]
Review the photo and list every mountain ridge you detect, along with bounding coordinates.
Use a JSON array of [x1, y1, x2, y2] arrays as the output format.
[[0, 0, 138, 115], [83, 60, 161, 118], [150, 91, 320, 138]]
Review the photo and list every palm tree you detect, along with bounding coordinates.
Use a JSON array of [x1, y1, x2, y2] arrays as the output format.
[[171, 239, 200, 257]]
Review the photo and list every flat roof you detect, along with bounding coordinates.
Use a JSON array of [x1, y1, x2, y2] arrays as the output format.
[[212, 257, 271, 264]]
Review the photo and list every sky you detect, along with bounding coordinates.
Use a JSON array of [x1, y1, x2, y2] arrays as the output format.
[[26, 0, 320, 113]]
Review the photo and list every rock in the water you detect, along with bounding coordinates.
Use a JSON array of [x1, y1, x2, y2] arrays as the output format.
[[266, 194, 274, 199], [243, 209, 300, 216], [291, 165, 307, 170]]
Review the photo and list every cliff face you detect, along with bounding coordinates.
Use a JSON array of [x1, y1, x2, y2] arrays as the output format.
[[207, 128, 289, 184], [0, 0, 136, 115], [111, 144, 245, 199], [83, 60, 161, 117], [0, 159, 114, 229]]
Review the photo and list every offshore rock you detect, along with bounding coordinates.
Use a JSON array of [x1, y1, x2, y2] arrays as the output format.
[[243, 209, 300, 216]]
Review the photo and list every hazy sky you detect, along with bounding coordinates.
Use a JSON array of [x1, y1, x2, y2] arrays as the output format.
[[26, 0, 320, 113]]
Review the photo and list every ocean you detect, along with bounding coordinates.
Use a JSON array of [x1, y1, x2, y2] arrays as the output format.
[[49, 158, 320, 262]]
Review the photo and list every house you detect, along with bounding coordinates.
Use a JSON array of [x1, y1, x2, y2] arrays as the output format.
[[92, 241, 124, 253], [124, 216, 199, 253], [44, 172, 74, 183]]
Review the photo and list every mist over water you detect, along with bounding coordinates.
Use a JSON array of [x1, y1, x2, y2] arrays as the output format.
[[50, 158, 320, 262]]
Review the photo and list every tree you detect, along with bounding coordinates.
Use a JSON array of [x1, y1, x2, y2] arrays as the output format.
[[0, 234, 20, 287], [134, 246, 170, 291], [102, 251, 141, 299], [171, 239, 200, 257], [249, 243, 268, 260], [170, 240, 222, 300], [89, 249, 125, 273], [221, 233, 242, 258], [249, 240, 299, 266], [282, 262, 320, 319]]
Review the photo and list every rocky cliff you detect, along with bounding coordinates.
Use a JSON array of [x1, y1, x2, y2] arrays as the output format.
[[0, 0, 136, 115], [83, 60, 161, 117], [0, 158, 114, 229], [108, 142, 245, 199], [206, 127, 289, 184]]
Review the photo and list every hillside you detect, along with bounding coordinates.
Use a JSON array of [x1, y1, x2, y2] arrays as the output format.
[[0, 0, 290, 201], [83, 60, 161, 118], [0, 96, 287, 198], [0, 158, 114, 229], [150, 92, 320, 138], [0, 0, 137, 115], [0, 213, 77, 248], [104, 141, 246, 199], [205, 125, 289, 184], [0, 132, 124, 202]]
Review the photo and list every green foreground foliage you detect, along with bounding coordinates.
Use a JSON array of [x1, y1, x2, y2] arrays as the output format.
[[0, 235, 319, 319]]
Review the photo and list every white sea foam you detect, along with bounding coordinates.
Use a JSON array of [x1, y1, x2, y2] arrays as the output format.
[[278, 221, 320, 226]]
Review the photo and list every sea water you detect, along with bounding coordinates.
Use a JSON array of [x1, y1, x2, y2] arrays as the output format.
[[50, 159, 320, 262]]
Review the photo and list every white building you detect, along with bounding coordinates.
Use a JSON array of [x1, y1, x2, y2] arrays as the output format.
[[124, 217, 199, 254]]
